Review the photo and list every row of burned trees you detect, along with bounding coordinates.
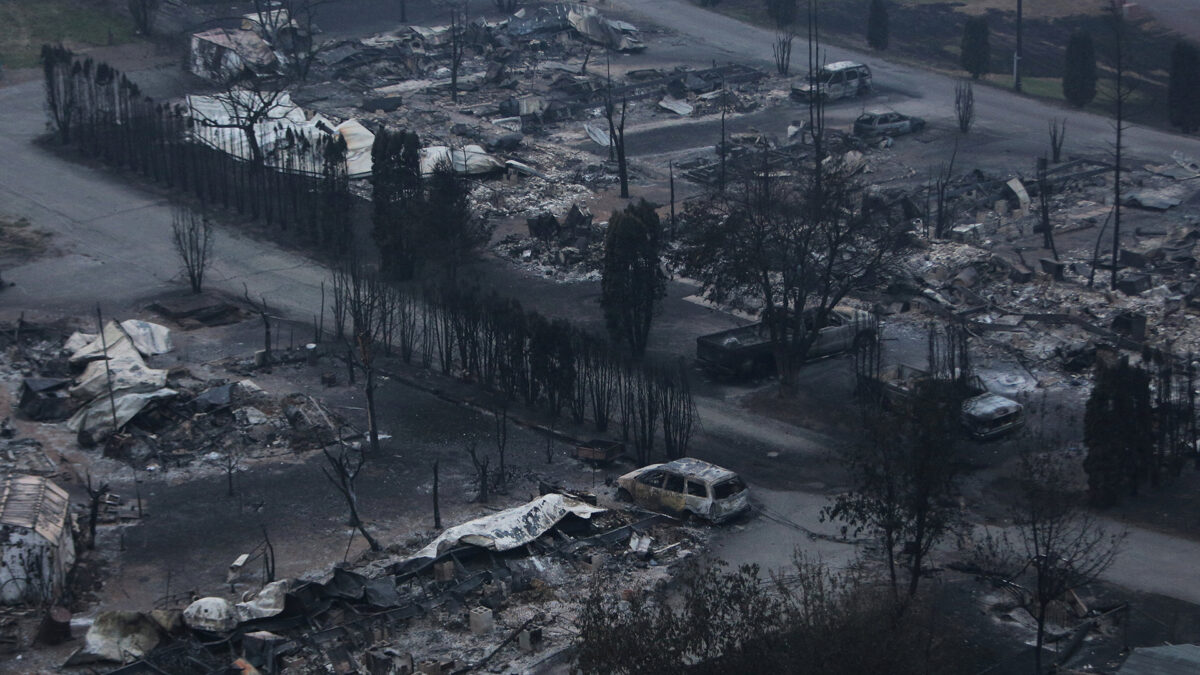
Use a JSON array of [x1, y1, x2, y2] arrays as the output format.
[[1083, 347, 1200, 507], [42, 45, 354, 255], [327, 266, 696, 466]]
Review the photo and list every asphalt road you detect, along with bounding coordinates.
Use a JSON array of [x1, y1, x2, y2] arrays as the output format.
[[3, 3, 1200, 606], [612, 0, 1200, 169], [1138, 0, 1200, 44]]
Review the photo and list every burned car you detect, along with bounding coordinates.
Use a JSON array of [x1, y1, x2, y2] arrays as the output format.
[[872, 364, 1025, 440], [617, 458, 750, 523], [696, 306, 877, 378], [791, 61, 872, 102], [960, 392, 1025, 440], [853, 110, 925, 137]]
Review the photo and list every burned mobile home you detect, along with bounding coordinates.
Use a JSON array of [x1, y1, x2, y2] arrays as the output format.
[[0, 474, 74, 606]]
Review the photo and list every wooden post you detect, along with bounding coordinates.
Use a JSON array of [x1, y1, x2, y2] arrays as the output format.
[[433, 460, 442, 529], [96, 305, 119, 432]]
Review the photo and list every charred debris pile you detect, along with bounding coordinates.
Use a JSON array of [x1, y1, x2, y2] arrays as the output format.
[[65, 492, 702, 674], [883, 153, 1200, 388], [3, 310, 348, 473]]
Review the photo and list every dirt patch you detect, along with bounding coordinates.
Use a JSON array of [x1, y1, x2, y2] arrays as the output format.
[[0, 0, 137, 70], [0, 216, 52, 264]]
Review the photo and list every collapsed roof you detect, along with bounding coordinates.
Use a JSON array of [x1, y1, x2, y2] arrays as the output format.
[[508, 3, 643, 51], [0, 474, 70, 544]]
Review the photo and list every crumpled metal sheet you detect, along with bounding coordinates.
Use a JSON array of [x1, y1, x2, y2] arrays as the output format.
[[406, 494, 605, 564]]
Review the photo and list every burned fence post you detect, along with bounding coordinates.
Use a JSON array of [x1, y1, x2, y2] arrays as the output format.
[[494, 404, 509, 493], [433, 460, 442, 530]]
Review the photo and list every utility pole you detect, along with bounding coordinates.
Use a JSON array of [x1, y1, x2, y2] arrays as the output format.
[[1111, 0, 1124, 291], [1014, 0, 1023, 92]]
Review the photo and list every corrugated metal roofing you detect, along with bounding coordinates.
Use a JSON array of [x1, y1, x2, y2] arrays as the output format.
[[1119, 644, 1200, 675], [0, 474, 70, 543]]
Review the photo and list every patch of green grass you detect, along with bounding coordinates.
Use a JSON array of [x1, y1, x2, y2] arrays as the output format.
[[0, 0, 135, 70], [988, 74, 1065, 100]]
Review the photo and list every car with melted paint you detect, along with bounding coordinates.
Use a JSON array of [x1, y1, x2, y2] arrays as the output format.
[[852, 110, 926, 138], [616, 458, 750, 523], [791, 61, 872, 102]]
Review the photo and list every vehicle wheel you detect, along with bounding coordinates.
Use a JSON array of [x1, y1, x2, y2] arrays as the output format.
[[681, 510, 702, 526], [615, 487, 632, 503]]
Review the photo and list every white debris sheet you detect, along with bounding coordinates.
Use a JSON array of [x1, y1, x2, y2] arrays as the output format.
[[186, 91, 376, 177], [61, 320, 178, 437], [405, 494, 605, 564], [420, 144, 506, 176]]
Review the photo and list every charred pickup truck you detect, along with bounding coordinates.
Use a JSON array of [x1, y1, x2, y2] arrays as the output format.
[[696, 307, 876, 379], [875, 364, 1025, 440]]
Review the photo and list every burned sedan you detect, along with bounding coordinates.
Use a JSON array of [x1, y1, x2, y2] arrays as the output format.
[[617, 458, 750, 523], [853, 110, 926, 138]]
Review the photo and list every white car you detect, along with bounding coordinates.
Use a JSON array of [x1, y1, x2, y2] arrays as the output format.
[[617, 458, 750, 523], [791, 61, 872, 102], [853, 110, 926, 137]]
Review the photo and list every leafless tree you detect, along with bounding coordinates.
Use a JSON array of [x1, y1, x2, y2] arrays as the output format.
[[322, 442, 381, 551], [604, 61, 630, 198], [928, 140, 958, 239], [767, 0, 798, 75], [192, 68, 290, 170], [773, 30, 795, 77], [1106, 0, 1135, 291], [249, 0, 328, 82], [465, 440, 490, 503], [1048, 118, 1066, 163], [1037, 157, 1059, 259], [627, 368, 660, 464], [334, 261, 386, 454], [660, 362, 696, 460], [971, 449, 1124, 673], [171, 207, 213, 294], [222, 439, 242, 497], [955, 80, 974, 133], [449, 4, 467, 104], [678, 147, 909, 394], [826, 326, 969, 597]]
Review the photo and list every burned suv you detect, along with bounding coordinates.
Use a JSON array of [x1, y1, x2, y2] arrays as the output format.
[[617, 458, 750, 523], [791, 61, 872, 102]]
